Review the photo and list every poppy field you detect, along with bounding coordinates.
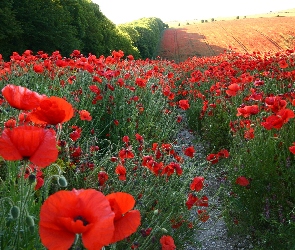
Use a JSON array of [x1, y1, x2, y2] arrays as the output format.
[[0, 50, 212, 249], [0, 18, 295, 249]]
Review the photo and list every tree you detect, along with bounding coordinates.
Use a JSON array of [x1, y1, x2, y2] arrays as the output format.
[[0, 0, 23, 59]]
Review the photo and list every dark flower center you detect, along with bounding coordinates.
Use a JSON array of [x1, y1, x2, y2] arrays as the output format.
[[74, 215, 89, 226]]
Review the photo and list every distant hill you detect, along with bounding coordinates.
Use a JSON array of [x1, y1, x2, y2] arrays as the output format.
[[158, 8, 295, 62]]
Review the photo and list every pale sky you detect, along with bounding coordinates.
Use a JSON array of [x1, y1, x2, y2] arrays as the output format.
[[92, 0, 295, 24]]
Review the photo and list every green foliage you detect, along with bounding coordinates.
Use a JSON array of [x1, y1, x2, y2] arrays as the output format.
[[118, 17, 167, 59], [0, 0, 166, 60], [0, 0, 23, 59]]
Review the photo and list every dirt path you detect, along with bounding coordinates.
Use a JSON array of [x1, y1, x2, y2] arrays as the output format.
[[175, 112, 253, 249]]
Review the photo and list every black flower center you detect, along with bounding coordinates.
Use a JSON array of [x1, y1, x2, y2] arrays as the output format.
[[73, 215, 89, 226]]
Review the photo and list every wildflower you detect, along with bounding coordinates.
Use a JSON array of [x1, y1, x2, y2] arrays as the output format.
[[236, 176, 250, 186], [162, 162, 183, 176], [226, 83, 240, 96], [135, 78, 147, 88], [184, 146, 195, 158], [206, 153, 219, 164], [4, 119, 16, 128], [98, 171, 109, 186], [29, 96, 74, 125], [261, 108, 295, 130], [218, 148, 230, 158], [70, 126, 82, 141], [118, 148, 134, 160], [0, 125, 58, 167], [236, 105, 259, 118], [2, 84, 45, 110], [198, 209, 210, 222], [79, 110, 92, 121], [160, 235, 176, 250], [278, 59, 288, 69], [39, 189, 115, 250], [186, 193, 199, 210], [33, 64, 44, 73], [115, 165, 127, 181], [106, 192, 141, 243], [178, 99, 190, 110], [190, 176, 205, 192]]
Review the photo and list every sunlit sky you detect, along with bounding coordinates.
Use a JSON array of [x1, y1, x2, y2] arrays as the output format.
[[92, 0, 295, 24]]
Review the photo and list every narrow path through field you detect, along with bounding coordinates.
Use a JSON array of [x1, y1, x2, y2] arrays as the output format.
[[175, 112, 253, 250]]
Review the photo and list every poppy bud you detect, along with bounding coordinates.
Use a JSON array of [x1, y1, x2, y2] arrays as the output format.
[[153, 209, 159, 215], [10, 206, 20, 219], [161, 228, 168, 233], [29, 225, 35, 233], [26, 215, 35, 227], [28, 174, 36, 184], [58, 176, 68, 187]]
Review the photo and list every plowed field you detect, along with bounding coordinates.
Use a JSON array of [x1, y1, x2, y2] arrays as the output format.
[[158, 15, 295, 62]]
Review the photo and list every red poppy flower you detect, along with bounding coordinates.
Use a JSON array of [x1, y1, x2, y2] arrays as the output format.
[[178, 99, 190, 110], [184, 146, 195, 158], [4, 119, 16, 128], [118, 148, 134, 160], [29, 96, 74, 125], [160, 235, 176, 250], [186, 193, 199, 210], [289, 143, 295, 154], [162, 162, 183, 176], [106, 192, 141, 244], [261, 108, 295, 130], [115, 165, 127, 181], [135, 78, 147, 88], [190, 176, 205, 192], [218, 148, 230, 158], [98, 171, 109, 186], [236, 176, 250, 186], [79, 110, 92, 121], [206, 153, 219, 164], [1, 84, 45, 110], [0, 125, 58, 167], [39, 189, 115, 250], [278, 59, 288, 69], [236, 105, 259, 118], [226, 83, 240, 96], [33, 64, 44, 73], [197, 209, 210, 222]]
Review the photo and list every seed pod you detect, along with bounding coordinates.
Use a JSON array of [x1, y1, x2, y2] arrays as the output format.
[[25, 215, 35, 227], [10, 206, 20, 219], [58, 176, 68, 187], [28, 174, 36, 184]]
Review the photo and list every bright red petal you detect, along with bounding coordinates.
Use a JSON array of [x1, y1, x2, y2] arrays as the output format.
[[30, 128, 58, 167], [109, 210, 141, 244], [106, 192, 135, 214], [0, 129, 22, 160]]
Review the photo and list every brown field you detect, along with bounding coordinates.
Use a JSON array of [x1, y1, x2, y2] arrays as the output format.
[[158, 8, 295, 62]]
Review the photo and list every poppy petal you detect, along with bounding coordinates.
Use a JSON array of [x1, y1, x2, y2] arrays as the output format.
[[106, 192, 135, 214], [109, 210, 141, 244], [0, 129, 22, 160], [39, 226, 75, 250], [30, 128, 58, 167]]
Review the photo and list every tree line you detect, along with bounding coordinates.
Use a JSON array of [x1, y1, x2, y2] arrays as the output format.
[[0, 0, 167, 60]]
